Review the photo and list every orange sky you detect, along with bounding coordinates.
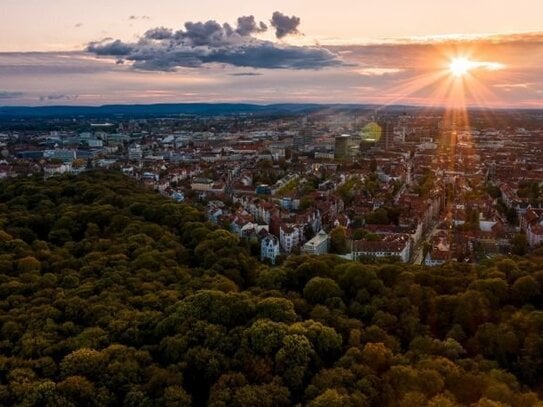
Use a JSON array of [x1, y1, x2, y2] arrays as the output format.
[[0, 1, 542, 106]]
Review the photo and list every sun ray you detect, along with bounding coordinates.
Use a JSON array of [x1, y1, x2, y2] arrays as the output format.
[[375, 70, 449, 108]]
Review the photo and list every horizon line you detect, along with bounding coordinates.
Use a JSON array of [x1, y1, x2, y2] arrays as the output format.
[[1, 102, 543, 111]]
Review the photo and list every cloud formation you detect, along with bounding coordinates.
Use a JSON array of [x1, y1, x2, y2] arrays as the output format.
[[3, 31, 543, 107], [39, 94, 78, 102], [87, 12, 341, 71], [229, 72, 263, 76], [235, 15, 267, 36], [271, 12, 301, 39], [144, 27, 173, 40], [0, 91, 24, 100]]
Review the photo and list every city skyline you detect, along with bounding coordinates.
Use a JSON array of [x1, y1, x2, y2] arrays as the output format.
[[1, 0, 542, 107]]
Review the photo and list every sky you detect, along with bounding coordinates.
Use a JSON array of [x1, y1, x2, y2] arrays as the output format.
[[1, 0, 542, 107]]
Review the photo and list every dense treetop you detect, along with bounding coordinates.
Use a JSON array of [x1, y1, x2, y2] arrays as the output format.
[[0, 171, 542, 406]]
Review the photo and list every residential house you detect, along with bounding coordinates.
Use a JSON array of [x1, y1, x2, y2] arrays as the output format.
[[425, 232, 453, 266], [261, 234, 280, 264], [522, 208, 543, 247], [280, 224, 304, 253]]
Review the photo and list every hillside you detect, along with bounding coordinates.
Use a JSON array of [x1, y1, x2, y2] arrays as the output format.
[[0, 103, 329, 119], [0, 171, 542, 406]]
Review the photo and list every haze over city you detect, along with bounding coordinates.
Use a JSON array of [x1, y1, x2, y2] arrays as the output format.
[[1, 0, 543, 107]]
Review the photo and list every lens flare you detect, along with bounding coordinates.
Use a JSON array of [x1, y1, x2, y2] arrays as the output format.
[[449, 57, 505, 77]]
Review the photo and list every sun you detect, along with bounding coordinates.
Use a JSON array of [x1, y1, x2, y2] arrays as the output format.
[[449, 57, 505, 78], [449, 57, 473, 77]]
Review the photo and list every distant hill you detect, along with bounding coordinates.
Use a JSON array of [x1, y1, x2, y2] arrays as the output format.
[[0, 102, 416, 119], [1, 103, 541, 120]]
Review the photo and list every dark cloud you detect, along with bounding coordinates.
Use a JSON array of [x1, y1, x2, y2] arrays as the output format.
[[271, 12, 301, 39], [87, 13, 342, 71], [236, 15, 267, 36], [129, 15, 150, 20], [144, 27, 173, 40], [39, 94, 78, 102], [229, 72, 263, 76], [199, 43, 340, 70], [176, 20, 231, 46], [88, 39, 134, 56], [0, 91, 23, 100]]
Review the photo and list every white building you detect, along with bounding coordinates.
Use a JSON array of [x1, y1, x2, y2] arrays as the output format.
[[43, 149, 76, 163], [424, 250, 451, 267], [43, 163, 72, 176], [280, 224, 304, 253], [352, 234, 412, 263], [87, 139, 104, 148], [191, 178, 214, 191], [526, 221, 543, 247], [248, 201, 275, 224], [521, 209, 543, 247], [261, 234, 280, 264], [128, 145, 143, 161], [302, 230, 330, 255]]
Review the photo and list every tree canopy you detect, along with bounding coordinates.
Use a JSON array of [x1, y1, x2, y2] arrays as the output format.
[[0, 171, 542, 406]]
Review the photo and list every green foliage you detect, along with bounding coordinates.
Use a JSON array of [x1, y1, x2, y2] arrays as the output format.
[[303, 277, 343, 304], [517, 180, 541, 205], [256, 297, 297, 322], [486, 183, 502, 199], [276, 178, 298, 195], [512, 233, 529, 256], [365, 208, 390, 225], [337, 178, 361, 205], [0, 172, 542, 406], [414, 170, 435, 198], [496, 199, 518, 225], [330, 227, 348, 254]]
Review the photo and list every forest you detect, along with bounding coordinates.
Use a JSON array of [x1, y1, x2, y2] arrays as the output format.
[[0, 171, 542, 406]]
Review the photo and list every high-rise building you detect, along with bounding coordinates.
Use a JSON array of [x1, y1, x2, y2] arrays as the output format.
[[377, 120, 394, 150], [334, 134, 352, 159], [294, 129, 312, 152]]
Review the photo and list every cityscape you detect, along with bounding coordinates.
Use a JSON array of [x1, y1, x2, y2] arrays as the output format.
[[1, 1, 543, 406], [1, 105, 542, 266]]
